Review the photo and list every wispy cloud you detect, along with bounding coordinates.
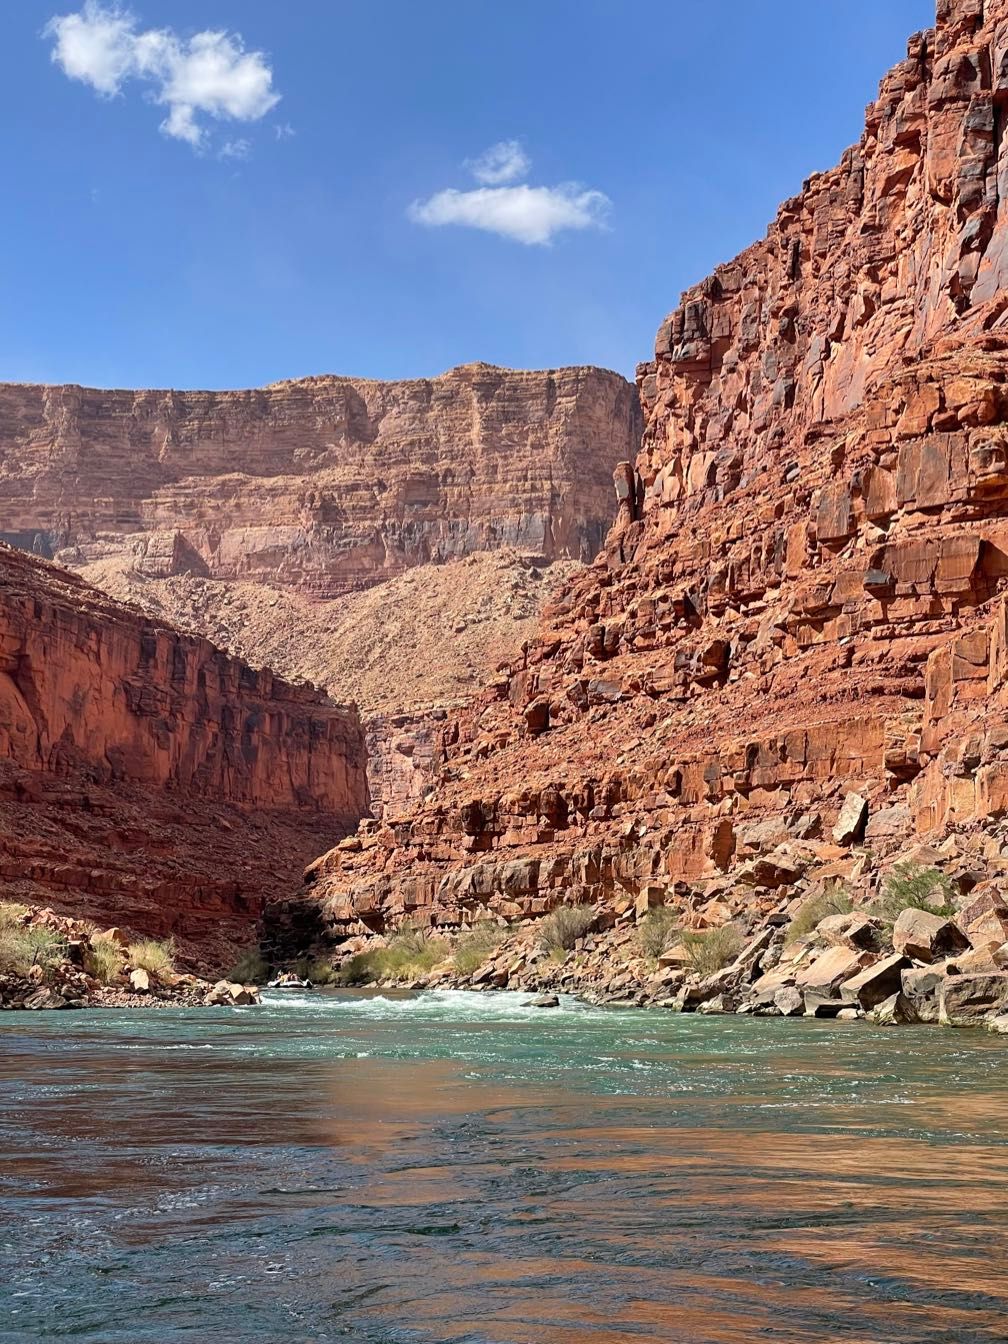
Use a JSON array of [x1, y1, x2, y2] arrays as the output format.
[[465, 139, 529, 186], [44, 3, 280, 150], [219, 137, 251, 160], [274, 121, 296, 141], [409, 141, 610, 246]]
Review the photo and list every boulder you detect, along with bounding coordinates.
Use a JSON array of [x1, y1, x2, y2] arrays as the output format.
[[901, 965, 944, 1023], [92, 927, 130, 948], [816, 912, 879, 951], [840, 954, 910, 1010], [892, 908, 968, 963], [868, 992, 920, 1026], [529, 994, 560, 1008], [832, 793, 868, 845], [956, 890, 1008, 951], [796, 944, 869, 994], [938, 973, 1008, 1027], [205, 980, 261, 1007], [803, 991, 845, 1018], [773, 985, 804, 1017]]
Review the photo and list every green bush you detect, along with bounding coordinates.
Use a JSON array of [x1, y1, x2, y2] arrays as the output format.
[[679, 925, 743, 978], [789, 884, 853, 941], [229, 948, 270, 984], [636, 908, 679, 958], [537, 905, 595, 954], [337, 928, 448, 985], [873, 864, 955, 924], [127, 938, 176, 979], [0, 925, 67, 978], [453, 922, 505, 976], [83, 940, 123, 985]]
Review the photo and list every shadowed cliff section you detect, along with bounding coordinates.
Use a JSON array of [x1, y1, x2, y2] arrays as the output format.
[[0, 543, 368, 966], [304, 0, 1008, 959]]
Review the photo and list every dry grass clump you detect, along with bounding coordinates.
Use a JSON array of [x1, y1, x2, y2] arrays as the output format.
[[127, 938, 176, 979], [292, 956, 338, 985], [453, 922, 505, 976], [537, 905, 596, 955], [679, 925, 743, 978], [83, 940, 124, 985], [338, 927, 448, 985], [636, 908, 679, 958], [0, 901, 29, 931], [789, 884, 853, 942], [872, 864, 955, 925]]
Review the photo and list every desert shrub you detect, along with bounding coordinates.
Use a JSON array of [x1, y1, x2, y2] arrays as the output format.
[[537, 905, 596, 954], [873, 864, 955, 925], [679, 925, 743, 978], [230, 948, 270, 984], [338, 928, 448, 985], [453, 922, 505, 976], [789, 884, 853, 942], [0, 925, 67, 978], [127, 938, 176, 979], [83, 940, 123, 984], [636, 908, 679, 958]]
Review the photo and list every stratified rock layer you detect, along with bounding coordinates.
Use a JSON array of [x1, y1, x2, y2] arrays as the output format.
[[305, 0, 1008, 944], [0, 364, 640, 597], [0, 544, 367, 964]]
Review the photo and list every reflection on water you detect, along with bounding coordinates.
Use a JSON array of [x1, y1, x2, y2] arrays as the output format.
[[2, 988, 1007, 1342]]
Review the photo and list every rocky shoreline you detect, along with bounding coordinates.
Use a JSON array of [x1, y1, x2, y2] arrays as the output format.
[[0, 906, 261, 1012], [320, 839, 1008, 1035]]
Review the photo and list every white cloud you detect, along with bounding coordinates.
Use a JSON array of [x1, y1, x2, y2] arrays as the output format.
[[219, 137, 251, 160], [409, 183, 610, 246], [274, 121, 296, 141], [465, 139, 530, 186], [44, 3, 281, 149]]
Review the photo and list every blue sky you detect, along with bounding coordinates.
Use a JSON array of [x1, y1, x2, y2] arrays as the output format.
[[2, 1, 934, 389]]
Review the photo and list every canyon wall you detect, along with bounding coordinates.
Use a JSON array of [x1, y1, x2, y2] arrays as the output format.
[[304, 0, 1008, 938], [0, 543, 368, 963], [0, 364, 639, 597]]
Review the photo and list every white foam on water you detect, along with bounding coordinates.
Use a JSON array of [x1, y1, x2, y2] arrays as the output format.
[[259, 987, 600, 1022]]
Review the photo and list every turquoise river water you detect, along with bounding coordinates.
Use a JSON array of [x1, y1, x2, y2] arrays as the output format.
[[1, 988, 1007, 1343]]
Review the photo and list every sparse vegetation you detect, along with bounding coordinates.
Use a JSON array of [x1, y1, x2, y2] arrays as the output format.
[[83, 940, 124, 985], [636, 908, 679, 959], [453, 921, 505, 976], [679, 925, 743, 978], [788, 883, 853, 942], [0, 924, 67, 979], [537, 905, 596, 954], [873, 864, 955, 925], [229, 948, 270, 984], [127, 938, 176, 980], [0, 901, 28, 931], [337, 927, 448, 985]]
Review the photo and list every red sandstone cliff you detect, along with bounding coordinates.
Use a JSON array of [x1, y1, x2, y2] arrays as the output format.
[[305, 0, 1008, 938], [0, 544, 367, 964], [0, 363, 639, 596]]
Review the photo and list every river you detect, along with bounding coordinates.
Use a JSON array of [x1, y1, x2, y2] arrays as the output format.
[[2, 988, 1006, 1342]]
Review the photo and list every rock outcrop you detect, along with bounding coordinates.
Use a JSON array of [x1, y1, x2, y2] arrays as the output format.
[[303, 0, 1008, 1017], [0, 544, 367, 964], [0, 364, 640, 595]]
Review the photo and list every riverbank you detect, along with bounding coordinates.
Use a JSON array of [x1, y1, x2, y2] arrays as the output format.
[[0, 903, 260, 1010], [317, 859, 1008, 1033]]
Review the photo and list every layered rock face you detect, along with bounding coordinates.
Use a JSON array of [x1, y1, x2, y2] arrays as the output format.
[[0, 364, 639, 596], [0, 544, 367, 964], [306, 0, 1008, 949]]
